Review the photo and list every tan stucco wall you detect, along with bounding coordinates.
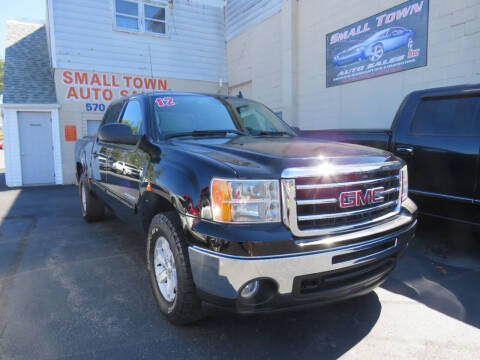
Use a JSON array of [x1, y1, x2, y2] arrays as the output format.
[[54, 68, 225, 184], [226, 0, 480, 130]]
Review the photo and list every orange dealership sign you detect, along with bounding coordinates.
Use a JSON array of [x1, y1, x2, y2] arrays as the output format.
[[62, 71, 168, 102]]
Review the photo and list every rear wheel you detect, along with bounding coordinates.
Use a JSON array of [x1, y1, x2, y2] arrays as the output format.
[[148, 212, 203, 325], [79, 173, 105, 222]]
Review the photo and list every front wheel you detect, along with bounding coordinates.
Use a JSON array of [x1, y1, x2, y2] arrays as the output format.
[[369, 43, 384, 61], [147, 212, 203, 325], [79, 173, 104, 222]]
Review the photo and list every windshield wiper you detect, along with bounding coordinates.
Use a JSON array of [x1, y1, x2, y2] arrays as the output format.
[[247, 129, 294, 137], [165, 129, 248, 139]]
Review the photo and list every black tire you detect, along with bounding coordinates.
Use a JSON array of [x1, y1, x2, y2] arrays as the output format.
[[79, 173, 105, 222], [147, 212, 203, 325]]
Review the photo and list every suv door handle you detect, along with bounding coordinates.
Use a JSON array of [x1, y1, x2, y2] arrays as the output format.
[[396, 146, 414, 155]]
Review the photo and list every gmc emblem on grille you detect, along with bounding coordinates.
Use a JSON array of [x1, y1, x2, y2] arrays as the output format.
[[339, 187, 385, 208]]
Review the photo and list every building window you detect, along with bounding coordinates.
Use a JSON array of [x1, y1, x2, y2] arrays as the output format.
[[144, 4, 166, 34], [115, 0, 167, 35], [115, 0, 140, 31]]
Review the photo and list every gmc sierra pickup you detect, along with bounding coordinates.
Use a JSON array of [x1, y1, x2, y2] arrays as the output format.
[[75, 92, 417, 324], [303, 84, 480, 226]]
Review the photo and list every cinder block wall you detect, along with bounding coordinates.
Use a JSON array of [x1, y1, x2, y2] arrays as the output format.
[[226, 0, 480, 129]]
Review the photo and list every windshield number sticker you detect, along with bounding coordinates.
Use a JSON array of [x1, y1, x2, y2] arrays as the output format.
[[155, 97, 175, 107]]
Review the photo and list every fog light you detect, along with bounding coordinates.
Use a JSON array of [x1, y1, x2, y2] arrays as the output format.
[[240, 280, 259, 299]]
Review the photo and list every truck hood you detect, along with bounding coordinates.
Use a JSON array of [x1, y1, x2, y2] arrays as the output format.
[[167, 136, 395, 178]]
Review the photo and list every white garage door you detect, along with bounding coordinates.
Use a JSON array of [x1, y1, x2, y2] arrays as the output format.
[[18, 112, 55, 185]]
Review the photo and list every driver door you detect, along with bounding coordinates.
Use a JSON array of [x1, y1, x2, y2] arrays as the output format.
[[106, 99, 148, 213]]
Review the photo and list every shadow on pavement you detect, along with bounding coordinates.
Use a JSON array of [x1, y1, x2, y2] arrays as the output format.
[[382, 216, 480, 329], [0, 185, 382, 359]]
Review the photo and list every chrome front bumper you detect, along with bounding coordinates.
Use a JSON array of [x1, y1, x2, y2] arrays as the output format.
[[189, 218, 416, 300]]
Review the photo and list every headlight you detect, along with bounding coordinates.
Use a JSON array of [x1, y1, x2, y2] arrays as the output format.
[[400, 166, 408, 202], [211, 178, 280, 223]]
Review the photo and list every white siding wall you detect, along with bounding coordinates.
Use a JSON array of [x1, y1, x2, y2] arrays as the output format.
[[51, 0, 227, 82], [2, 109, 22, 187], [226, 0, 285, 40]]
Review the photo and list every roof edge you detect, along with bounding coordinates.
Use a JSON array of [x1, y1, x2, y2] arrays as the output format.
[[1, 103, 60, 109]]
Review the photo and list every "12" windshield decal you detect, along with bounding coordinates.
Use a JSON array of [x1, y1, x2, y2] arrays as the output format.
[[155, 97, 176, 107]]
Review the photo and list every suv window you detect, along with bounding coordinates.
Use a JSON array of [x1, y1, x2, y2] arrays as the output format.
[[120, 100, 143, 135], [410, 95, 480, 136]]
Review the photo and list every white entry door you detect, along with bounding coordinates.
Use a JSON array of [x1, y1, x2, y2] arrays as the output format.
[[18, 112, 55, 185]]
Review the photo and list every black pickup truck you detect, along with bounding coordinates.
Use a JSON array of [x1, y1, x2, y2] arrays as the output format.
[[75, 92, 417, 324], [303, 84, 480, 226]]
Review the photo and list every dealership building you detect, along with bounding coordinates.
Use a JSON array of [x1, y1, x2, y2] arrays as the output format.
[[2, 0, 479, 186]]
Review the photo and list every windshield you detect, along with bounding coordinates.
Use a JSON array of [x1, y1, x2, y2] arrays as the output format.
[[152, 95, 295, 138]]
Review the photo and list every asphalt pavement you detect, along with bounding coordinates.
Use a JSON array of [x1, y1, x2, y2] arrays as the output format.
[[0, 183, 479, 359]]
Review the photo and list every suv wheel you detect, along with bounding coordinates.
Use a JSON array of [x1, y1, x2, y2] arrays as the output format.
[[147, 212, 202, 325], [79, 173, 105, 222]]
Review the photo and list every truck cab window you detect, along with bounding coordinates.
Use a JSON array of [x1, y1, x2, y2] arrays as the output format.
[[120, 100, 143, 135], [228, 100, 292, 134], [102, 102, 124, 126], [410, 95, 480, 136]]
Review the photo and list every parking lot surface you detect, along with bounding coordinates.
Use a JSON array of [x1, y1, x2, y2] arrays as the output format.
[[0, 183, 479, 359]]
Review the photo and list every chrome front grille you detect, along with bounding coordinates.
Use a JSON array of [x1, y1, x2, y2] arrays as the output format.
[[281, 161, 403, 238]]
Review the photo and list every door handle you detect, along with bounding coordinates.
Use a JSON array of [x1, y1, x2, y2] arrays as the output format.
[[396, 146, 414, 156]]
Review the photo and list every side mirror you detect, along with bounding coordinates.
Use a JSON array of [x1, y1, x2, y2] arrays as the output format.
[[98, 123, 139, 146]]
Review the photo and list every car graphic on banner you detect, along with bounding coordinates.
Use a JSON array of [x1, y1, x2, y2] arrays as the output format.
[[326, 0, 428, 87], [333, 27, 416, 66]]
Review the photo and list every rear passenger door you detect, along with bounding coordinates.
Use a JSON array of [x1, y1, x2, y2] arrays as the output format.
[[393, 93, 480, 221]]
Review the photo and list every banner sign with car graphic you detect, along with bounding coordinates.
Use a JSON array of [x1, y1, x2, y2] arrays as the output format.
[[326, 0, 429, 87]]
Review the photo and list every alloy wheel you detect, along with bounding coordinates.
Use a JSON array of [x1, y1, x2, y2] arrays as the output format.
[[369, 44, 384, 61], [154, 236, 177, 302], [81, 183, 87, 215]]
